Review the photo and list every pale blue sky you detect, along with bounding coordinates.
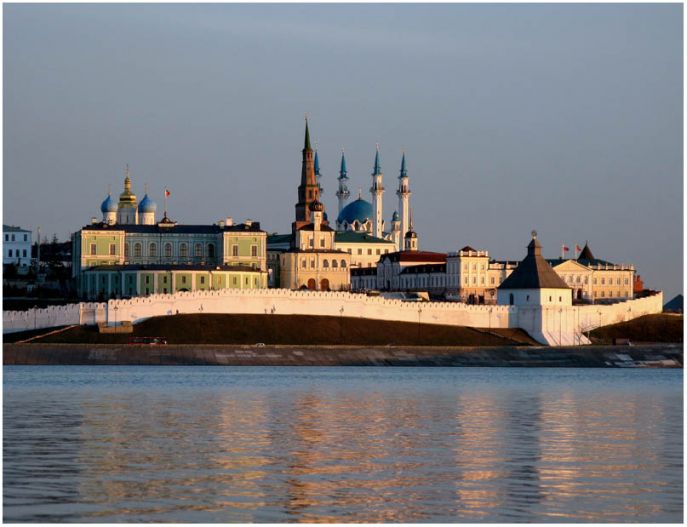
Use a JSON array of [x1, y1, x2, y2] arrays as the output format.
[[4, 4, 683, 298]]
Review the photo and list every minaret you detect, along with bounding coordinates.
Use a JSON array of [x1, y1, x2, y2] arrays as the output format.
[[314, 149, 323, 197], [117, 164, 138, 225], [293, 118, 320, 233], [370, 145, 384, 239], [335, 150, 350, 221], [396, 152, 411, 242], [391, 211, 401, 251]]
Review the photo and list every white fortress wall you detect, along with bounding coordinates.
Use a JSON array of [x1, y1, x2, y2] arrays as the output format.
[[102, 288, 515, 329], [3, 289, 664, 346]]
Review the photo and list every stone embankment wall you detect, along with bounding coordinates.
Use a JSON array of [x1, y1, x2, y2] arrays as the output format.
[[3, 342, 682, 367], [3, 289, 664, 346]]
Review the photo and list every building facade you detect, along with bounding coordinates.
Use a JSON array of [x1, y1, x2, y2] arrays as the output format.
[[3, 225, 32, 269]]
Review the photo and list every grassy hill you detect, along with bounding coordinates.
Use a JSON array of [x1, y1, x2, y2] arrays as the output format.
[[590, 314, 683, 344], [13, 314, 538, 346]]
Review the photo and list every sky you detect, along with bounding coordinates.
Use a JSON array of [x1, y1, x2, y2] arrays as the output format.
[[3, 4, 683, 299]]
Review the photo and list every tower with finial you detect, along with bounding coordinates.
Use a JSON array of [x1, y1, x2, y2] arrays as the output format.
[[293, 117, 322, 233], [391, 210, 401, 251], [370, 144, 384, 238], [335, 149, 350, 219], [404, 209, 418, 251], [396, 152, 411, 241], [117, 164, 138, 225]]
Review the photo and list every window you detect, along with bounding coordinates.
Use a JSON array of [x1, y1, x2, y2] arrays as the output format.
[[309, 238, 314, 247], [200, 276, 205, 284], [23, 234, 27, 241], [180, 243, 188, 258], [109, 244, 116, 256], [162, 276, 167, 283], [134, 243, 142, 257], [232, 245, 239, 257], [367, 249, 372, 255], [347, 249, 352, 254], [301, 259, 306, 268], [549, 296, 552, 302], [624, 278, 629, 285], [616, 278, 621, 285], [341, 260, 347, 268], [332, 260, 338, 268], [357, 249, 362, 255], [384, 249, 389, 254], [319, 239, 325, 248], [145, 276, 150, 284], [22, 249, 27, 257], [149, 243, 157, 257], [559, 296, 562, 302], [233, 277, 237, 285], [208, 244, 215, 258], [182, 276, 187, 284], [90, 244, 97, 256], [165, 243, 172, 258], [310, 259, 315, 268], [376, 249, 381, 255], [11, 235, 15, 241], [601, 278, 605, 285], [526, 294, 530, 302], [8, 250, 12, 257], [323, 259, 329, 268], [490, 277, 495, 285], [195, 243, 203, 258]]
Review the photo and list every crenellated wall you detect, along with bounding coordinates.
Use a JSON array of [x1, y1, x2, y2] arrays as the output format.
[[3, 289, 664, 346]]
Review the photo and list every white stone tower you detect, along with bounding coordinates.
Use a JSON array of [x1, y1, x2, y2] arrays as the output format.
[[404, 210, 418, 251], [396, 152, 411, 241], [335, 150, 350, 219], [370, 145, 384, 239]]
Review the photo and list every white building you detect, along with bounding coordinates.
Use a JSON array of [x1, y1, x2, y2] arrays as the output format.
[[3, 225, 32, 269]]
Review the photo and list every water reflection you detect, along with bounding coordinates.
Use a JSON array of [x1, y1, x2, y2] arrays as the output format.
[[3, 367, 683, 522]]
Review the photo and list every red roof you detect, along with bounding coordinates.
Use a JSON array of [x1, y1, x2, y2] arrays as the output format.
[[382, 250, 446, 264]]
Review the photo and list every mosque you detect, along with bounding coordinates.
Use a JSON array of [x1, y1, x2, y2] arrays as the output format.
[[267, 120, 420, 289]]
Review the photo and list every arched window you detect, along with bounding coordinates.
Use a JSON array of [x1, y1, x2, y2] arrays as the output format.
[[164, 243, 172, 258], [341, 260, 347, 268], [332, 260, 338, 268], [149, 242, 157, 257], [208, 243, 215, 258], [195, 243, 203, 258], [179, 243, 188, 258], [323, 259, 329, 268], [134, 243, 142, 258]]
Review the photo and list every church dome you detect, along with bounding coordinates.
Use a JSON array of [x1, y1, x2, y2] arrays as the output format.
[[138, 194, 157, 213], [337, 197, 373, 225], [405, 229, 417, 239], [391, 211, 400, 222], [100, 194, 117, 213]]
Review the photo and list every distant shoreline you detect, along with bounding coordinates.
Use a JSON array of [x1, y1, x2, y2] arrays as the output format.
[[4, 342, 682, 368]]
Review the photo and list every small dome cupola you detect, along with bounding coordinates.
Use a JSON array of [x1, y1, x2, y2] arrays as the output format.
[[101, 194, 117, 213], [138, 194, 157, 213], [392, 210, 400, 222], [309, 199, 325, 213]]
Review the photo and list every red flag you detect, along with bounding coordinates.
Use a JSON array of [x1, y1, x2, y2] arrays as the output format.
[[562, 245, 569, 252], [165, 189, 171, 198], [575, 244, 582, 252]]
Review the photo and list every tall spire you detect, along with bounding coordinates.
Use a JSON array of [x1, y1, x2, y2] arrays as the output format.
[[373, 144, 381, 175], [304, 117, 312, 151], [339, 150, 348, 179], [399, 152, 407, 178], [314, 149, 320, 175]]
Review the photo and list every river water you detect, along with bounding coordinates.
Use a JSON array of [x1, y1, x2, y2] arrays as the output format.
[[3, 366, 683, 522]]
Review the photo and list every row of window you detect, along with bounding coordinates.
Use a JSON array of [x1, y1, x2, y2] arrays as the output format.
[[6, 249, 28, 258], [299, 258, 348, 269], [4, 234, 28, 242], [90, 242, 261, 259], [562, 275, 629, 286]]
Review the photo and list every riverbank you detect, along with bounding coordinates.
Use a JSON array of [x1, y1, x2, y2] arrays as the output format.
[[4, 342, 682, 367]]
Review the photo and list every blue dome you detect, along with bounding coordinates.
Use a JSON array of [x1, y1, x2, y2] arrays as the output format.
[[391, 211, 400, 222], [337, 198, 373, 225], [138, 194, 157, 213], [101, 194, 117, 213]]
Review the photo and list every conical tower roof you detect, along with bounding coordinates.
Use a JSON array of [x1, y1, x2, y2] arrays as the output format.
[[577, 242, 595, 261], [499, 232, 569, 290]]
